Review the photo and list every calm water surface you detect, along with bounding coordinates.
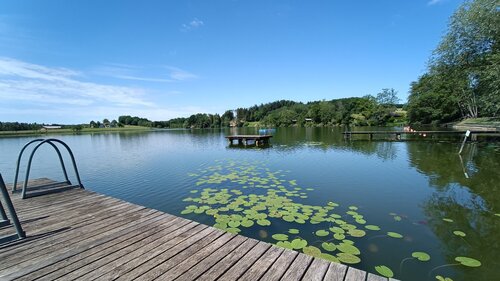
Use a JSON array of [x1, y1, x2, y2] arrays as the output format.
[[0, 127, 498, 281]]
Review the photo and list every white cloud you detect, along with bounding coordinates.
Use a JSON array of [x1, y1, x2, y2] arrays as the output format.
[[93, 64, 174, 83], [427, 0, 445, 6], [0, 57, 153, 107], [0, 58, 207, 123], [93, 63, 198, 82], [165, 66, 198, 81], [181, 18, 204, 31]]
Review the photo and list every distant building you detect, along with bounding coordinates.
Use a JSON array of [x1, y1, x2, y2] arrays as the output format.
[[42, 125, 62, 129], [40, 125, 62, 132], [305, 118, 313, 122]]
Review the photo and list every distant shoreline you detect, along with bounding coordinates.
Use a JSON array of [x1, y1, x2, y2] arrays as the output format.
[[0, 126, 153, 137]]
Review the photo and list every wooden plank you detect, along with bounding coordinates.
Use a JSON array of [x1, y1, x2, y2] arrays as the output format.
[[0, 200, 141, 259], [0, 195, 123, 237], [113, 225, 214, 281], [301, 258, 330, 281], [345, 266, 367, 281], [71, 220, 199, 280], [174, 235, 248, 281], [195, 238, 259, 281], [154, 232, 236, 280], [134, 229, 226, 280], [214, 241, 271, 281], [259, 249, 298, 281], [0, 208, 159, 279], [280, 253, 313, 281], [367, 273, 388, 281], [323, 262, 348, 281], [238, 245, 284, 281], [16, 214, 182, 281]]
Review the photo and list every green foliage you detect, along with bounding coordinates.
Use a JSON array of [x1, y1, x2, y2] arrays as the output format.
[[0, 122, 42, 131], [408, 0, 500, 124]]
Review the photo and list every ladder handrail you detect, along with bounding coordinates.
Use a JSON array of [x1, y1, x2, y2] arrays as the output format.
[[0, 173, 25, 242], [12, 138, 84, 199], [12, 139, 70, 193]]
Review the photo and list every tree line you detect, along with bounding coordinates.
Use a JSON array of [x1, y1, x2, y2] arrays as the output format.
[[407, 0, 499, 125], [112, 89, 404, 129]]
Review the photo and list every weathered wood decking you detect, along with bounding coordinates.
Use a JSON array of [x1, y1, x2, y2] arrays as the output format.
[[0, 179, 395, 281]]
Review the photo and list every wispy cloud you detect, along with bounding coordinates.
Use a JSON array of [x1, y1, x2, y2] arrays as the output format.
[[0, 58, 206, 123], [93, 63, 173, 83], [165, 66, 198, 81], [427, 0, 445, 6], [181, 18, 204, 32], [94, 63, 198, 83], [0, 57, 153, 108]]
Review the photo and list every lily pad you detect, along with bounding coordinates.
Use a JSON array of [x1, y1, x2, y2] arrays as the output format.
[[348, 229, 366, 238], [272, 234, 289, 241], [315, 230, 329, 237], [394, 216, 402, 221], [442, 218, 454, 223], [374, 265, 394, 278], [337, 253, 361, 264], [453, 230, 466, 237], [288, 228, 300, 234], [180, 209, 193, 215], [387, 232, 403, 239], [291, 238, 308, 249], [337, 243, 360, 255], [226, 228, 241, 234], [228, 221, 241, 228], [240, 220, 254, 227], [276, 241, 293, 249], [412, 251, 431, 262], [257, 219, 271, 226], [329, 227, 345, 234], [321, 242, 336, 252], [435, 275, 454, 281], [365, 225, 381, 231], [303, 246, 322, 257], [455, 256, 481, 267], [320, 253, 339, 263], [334, 233, 346, 240]]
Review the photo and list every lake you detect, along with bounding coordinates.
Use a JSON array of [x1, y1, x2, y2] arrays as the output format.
[[0, 127, 498, 281]]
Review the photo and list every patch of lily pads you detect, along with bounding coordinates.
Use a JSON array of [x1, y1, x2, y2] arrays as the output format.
[[180, 159, 483, 280]]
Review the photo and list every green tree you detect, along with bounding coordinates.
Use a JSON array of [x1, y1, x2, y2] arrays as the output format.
[[376, 88, 400, 105]]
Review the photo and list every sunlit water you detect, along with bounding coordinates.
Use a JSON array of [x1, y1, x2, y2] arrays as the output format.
[[0, 127, 498, 281]]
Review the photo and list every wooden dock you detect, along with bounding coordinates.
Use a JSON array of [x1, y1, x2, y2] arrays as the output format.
[[226, 135, 272, 146], [0, 178, 395, 281], [343, 130, 499, 140]]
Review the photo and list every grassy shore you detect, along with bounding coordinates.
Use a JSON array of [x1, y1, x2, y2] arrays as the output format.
[[0, 125, 153, 137], [453, 118, 500, 131]]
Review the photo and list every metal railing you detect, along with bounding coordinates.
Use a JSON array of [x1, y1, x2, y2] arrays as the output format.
[[12, 139, 84, 199], [0, 173, 25, 244]]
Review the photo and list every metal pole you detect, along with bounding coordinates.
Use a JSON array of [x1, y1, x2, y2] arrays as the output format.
[[0, 174, 25, 239], [458, 130, 471, 155]]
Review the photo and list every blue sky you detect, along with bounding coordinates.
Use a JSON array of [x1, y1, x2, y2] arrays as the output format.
[[0, 0, 461, 124]]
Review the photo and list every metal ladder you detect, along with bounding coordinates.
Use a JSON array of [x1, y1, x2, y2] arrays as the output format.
[[0, 173, 25, 244], [12, 139, 84, 199]]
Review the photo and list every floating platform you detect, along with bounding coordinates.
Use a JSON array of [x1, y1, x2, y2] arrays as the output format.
[[0, 178, 396, 281], [225, 135, 272, 146]]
